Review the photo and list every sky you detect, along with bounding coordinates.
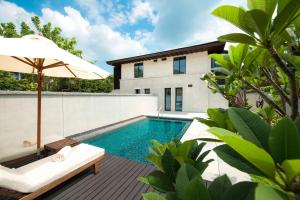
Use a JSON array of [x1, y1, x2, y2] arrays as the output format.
[[0, 0, 246, 73]]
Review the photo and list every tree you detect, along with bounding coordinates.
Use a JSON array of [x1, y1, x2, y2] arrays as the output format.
[[207, 0, 300, 119], [0, 16, 113, 93]]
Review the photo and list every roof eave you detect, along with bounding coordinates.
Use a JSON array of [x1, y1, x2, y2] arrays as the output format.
[[106, 41, 225, 66]]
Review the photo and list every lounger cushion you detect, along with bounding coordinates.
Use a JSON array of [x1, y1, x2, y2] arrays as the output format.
[[0, 143, 104, 193], [52, 145, 72, 162]]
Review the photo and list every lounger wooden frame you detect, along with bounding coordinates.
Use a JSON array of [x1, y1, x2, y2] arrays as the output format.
[[0, 154, 105, 200]]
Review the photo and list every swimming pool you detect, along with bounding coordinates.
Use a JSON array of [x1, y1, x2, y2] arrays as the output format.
[[84, 117, 192, 164]]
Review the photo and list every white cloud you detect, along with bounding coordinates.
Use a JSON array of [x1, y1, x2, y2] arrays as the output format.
[[75, 0, 104, 23], [0, 0, 149, 72], [129, 0, 158, 24], [0, 0, 34, 27], [40, 6, 148, 61]]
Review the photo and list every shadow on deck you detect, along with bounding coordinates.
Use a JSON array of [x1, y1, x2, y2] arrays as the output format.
[[0, 154, 154, 200]]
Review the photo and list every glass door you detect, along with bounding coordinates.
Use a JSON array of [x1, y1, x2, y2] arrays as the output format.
[[175, 88, 183, 111], [164, 88, 171, 111]]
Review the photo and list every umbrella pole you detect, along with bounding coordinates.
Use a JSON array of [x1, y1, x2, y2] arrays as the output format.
[[37, 71, 43, 156]]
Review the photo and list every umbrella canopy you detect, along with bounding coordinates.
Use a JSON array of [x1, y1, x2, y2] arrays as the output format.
[[0, 34, 109, 79], [0, 34, 110, 155]]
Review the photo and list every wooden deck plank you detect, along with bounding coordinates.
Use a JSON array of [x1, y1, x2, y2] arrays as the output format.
[[83, 158, 140, 200], [108, 165, 148, 200], [48, 155, 120, 200], [0, 153, 155, 200], [72, 156, 135, 200], [90, 162, 147, 200], [124, 167, 155, 200], [122, 166, 154, 200]]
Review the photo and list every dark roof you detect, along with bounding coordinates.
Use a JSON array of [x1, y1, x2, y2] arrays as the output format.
[[106, 41, 226, 66]]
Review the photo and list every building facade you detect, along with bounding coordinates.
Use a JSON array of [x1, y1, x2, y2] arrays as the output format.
[[107, 41, 228, 112]]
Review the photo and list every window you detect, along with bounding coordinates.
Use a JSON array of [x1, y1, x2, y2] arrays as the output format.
[[134, 63, 143, 78], [165, 88, 171, 111], [175, 88, 183, 111], [211, 59, 225, 85], [144, 88, 150, 94], [135, 89, 140, 94], [173, 56, 186, 74]]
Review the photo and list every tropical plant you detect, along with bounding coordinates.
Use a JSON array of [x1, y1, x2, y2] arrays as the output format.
[[206, 42, 298, 118], [205, 107, 300, 199], [140, 135, 292, 200], [209, 0, 300, 120], [139, 139, 213, 199]]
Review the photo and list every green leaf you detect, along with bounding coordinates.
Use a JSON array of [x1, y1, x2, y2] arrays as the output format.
[[197, 150, 211, 162], [209, 127, 275, 178], [197, 118, 218, 127], [282, 159, 300, 182], [161, 150, 180, 183], [209, 54, 233, 70], [250, 175, 284, 193], [183, 177, 211, 200], [207, 108, 227, 128], [143, 192, 167, 200], [243, 48, 264, 69], [176, 140, 198, 158], [218, 33, 257, 45], [246, 9, 269, 38], [175, 164, 201, 199], [212, 5, 254, 35], [208, 175, 232, 200], [277, 0, 290, 13], [230, 44, 249, 69], [272, 0, 300, 37], [165, 192, 178, 200], [269, 117, 300, 164], [214, 145, 264, 176], [255, 185, 288, 200], [247, 0, 277, 20], [228, 107, 271, 150], [189, 142, 205, 160], [295, 116, 300, 135], [222, 182, 256, 200], [140, 171, 174, 193], [194, 138, 223, 143]]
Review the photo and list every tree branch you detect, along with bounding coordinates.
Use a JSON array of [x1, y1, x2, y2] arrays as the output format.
[[242, 78, 286, 116], [261, 67, 291, 105], [268, 47, 299, 119]]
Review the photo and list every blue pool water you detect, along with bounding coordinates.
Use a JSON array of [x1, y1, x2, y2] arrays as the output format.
[[84, 117, 191, 164]]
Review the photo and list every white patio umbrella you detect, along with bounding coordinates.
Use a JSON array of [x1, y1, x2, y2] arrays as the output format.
[[0, 34, 110, 155]]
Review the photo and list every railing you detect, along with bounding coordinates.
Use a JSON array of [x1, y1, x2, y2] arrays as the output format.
[[157, 104, 163, 118]]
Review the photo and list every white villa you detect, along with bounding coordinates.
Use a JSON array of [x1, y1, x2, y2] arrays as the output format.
[[107, 41, 228, 113]]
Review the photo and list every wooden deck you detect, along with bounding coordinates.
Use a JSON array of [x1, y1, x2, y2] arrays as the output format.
[[0, 154, 154, 200]]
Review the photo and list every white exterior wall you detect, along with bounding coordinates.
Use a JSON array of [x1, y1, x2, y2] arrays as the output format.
[[0, 91, 157, 161], [119, 51, 228, 112]]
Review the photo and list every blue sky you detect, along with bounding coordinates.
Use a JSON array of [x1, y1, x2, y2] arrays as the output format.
[[0, 0, 245, 73]]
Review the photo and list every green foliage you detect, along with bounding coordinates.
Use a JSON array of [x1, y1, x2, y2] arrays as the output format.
[[208, 108, 300, 198], [140, 139, 213, 200], [257, 106, 280, 125], [0, 71, 37, 91], [0, 16, 113, 93], [269, 117, 300, 164], [208, 0, 300, 119], [197, 108, 235, 132], [141, 140, 267, 200]]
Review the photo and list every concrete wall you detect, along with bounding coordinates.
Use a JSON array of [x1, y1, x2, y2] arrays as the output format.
[[0, 91, 157, 161], [119, 51, 228, 112]]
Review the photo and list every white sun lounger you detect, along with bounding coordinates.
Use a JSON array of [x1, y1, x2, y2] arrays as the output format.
[[0, 143, 105, 200]]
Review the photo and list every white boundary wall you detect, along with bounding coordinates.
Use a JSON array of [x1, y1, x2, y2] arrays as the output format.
[[0, 91, 157, 161]]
